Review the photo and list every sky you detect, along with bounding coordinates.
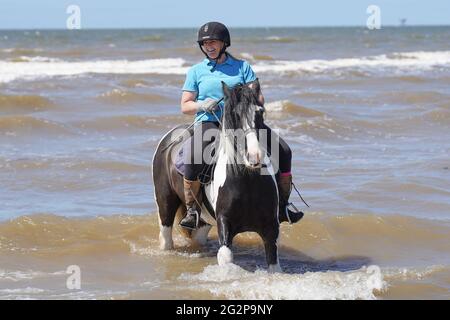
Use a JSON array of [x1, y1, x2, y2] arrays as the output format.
[[0, 0, 449, 29]]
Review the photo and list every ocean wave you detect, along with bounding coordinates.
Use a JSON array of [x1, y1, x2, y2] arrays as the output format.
[[0, 269, 66, 282], [1, 156, 149, 173], [0, 94, 55, 114], [73, 114, 185, 132], [376, 91, 450, 105], [97, 88, 169, 104], [179, 263, 386, 300], [1, 51, 449, 83], [383, 265, 448, 282], [8, 56, 63, 63], [252, 51, 450, 75], [0, 58, 188, 83], [0, 115, 74, 135], [138, 35, 164, 42], [1, 213, 448, 256], [0, 48, 44, 55], [120, 79, 150, 88], [234, 36, 298, 43], [265, 100, 325, 117], [239, 52, 274, 61]]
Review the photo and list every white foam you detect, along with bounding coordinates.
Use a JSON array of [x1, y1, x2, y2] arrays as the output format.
[[17, 56, 63, 63], [383, 265, 447, 281], [179, 264, 387, 300], [264, 100, 289, 112], [2, 50, 449, 83], [0, 287, 45, 294], [125, 240, 205, 258], [0, 57, 188, 83], [0, 269, 66, 282], [252, 50, 450, 75], [240, 52, 255, 61]]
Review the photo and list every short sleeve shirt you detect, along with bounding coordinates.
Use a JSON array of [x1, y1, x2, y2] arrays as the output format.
[[182, 54, 257, 122]]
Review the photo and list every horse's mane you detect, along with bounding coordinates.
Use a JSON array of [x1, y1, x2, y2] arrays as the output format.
[[223, 88, 249, 128], [219, 81, 264, 174]]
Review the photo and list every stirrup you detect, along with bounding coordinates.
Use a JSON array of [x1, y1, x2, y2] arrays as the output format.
[[284, 203, 304, 224], [179, 210, 198, 230], [179, 210, 210, 230]]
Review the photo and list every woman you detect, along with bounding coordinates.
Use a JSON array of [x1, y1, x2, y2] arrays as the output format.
[[179, 21, 303, 230]]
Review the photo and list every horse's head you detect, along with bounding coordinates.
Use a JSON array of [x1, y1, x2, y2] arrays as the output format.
[[222, 79, 266, 169]]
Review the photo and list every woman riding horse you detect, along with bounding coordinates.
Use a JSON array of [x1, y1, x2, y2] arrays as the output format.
[[180, 21, 303, 230]]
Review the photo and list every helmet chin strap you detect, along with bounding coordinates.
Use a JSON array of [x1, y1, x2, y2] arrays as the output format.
[[199, 43, 227, 72]]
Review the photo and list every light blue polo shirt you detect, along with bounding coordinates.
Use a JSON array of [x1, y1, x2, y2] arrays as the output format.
[[182, 54, 257, 122]]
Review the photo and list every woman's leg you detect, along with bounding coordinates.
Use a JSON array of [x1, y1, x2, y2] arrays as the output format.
[[261, 124, 303, 224], [181, 121, 219, 229]]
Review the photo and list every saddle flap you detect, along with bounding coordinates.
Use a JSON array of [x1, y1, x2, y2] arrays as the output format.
[[173, 135, 217, 185]]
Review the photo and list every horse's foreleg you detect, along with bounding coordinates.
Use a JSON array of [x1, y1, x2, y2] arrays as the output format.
[[216, 217, 234, 266], [265, 240, 281, 273], [261, 228, 282, 273]]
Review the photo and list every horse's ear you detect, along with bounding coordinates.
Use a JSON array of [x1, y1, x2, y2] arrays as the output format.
[[222, 81, 231, 98], [246, 78, 260, 95]]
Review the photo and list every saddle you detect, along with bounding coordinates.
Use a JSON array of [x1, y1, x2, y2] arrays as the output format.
[[173, 131, 218, 185]]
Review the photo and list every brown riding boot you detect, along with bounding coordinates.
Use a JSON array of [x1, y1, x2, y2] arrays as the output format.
[[180, 178, 207, 230], [278, 174, 304, 224]]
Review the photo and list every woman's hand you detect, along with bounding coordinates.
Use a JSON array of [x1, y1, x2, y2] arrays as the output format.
[[198, 98, 220, 113]]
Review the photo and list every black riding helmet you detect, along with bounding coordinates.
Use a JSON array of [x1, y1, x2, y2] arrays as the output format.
[[197, 21, 231, 47], [197, 22, 231, 70]]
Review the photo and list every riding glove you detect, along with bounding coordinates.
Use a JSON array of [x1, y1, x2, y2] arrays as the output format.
[[198, 98, 220, 113]]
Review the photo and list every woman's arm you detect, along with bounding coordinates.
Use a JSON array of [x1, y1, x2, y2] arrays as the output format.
[[180, 91, 199, 115]]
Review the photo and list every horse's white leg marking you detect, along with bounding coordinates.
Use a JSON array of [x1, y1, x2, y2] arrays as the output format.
[[159, 223, 173, 250], [268, 262, 282, 273], [217, 245, 234, 266], [191, 223, 212, 246]]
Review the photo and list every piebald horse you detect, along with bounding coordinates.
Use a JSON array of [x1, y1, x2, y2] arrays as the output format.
[[152, 79, 281, 272]]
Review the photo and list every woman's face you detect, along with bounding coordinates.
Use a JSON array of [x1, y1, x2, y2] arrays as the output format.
[[201, 40, 224, 59]]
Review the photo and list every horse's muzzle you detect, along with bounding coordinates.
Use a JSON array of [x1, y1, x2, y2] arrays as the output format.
[[246, 152, 262, 169]]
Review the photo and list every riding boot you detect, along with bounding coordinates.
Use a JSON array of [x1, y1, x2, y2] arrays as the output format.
[[180, 178, 208, 230], [278, 174, 304, 224]]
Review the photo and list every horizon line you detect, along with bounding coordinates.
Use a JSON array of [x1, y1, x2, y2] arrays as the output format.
[[1, 24, 450, 31]]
